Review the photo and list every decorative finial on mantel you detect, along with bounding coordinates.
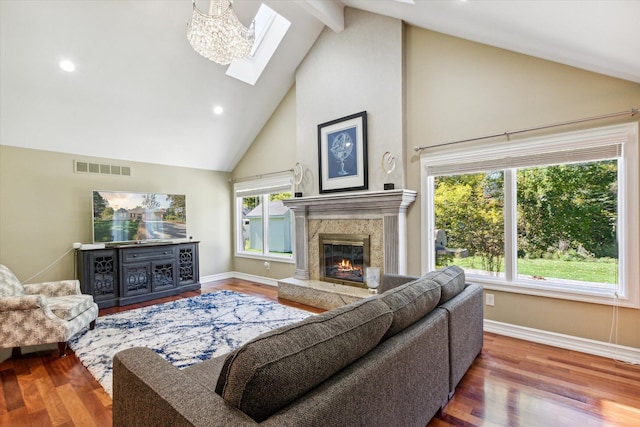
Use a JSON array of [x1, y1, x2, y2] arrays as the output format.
[[382, 152, 396, 190], [293, 162, 304, 197]]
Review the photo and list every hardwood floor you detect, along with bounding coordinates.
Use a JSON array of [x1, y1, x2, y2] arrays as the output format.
[[1, 278, 639, 426], [430, 334, 640, 427]]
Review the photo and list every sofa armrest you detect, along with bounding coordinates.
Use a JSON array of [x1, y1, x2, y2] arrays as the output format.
[[438, 284, 484, 393], [23, 280, 81, 297], [379, 274, 417, 293], [113, 347, 258, 427]]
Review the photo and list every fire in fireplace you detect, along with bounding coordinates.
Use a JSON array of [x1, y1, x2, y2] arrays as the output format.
[[319, 234, 370, 288]]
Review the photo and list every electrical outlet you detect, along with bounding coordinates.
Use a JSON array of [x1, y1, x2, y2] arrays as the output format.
[[485, 293, 495, 306], [264, 261, 270, 271]]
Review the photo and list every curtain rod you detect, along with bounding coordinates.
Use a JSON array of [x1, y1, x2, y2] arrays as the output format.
[[231, 168, 294, 183], [414, 107, 639, 152]]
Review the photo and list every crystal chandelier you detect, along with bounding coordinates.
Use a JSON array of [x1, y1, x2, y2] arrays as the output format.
[[186, 0, 255, 65]]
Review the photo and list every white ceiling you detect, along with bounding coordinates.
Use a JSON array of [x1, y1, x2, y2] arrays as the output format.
[[1, 0, 638, 172]]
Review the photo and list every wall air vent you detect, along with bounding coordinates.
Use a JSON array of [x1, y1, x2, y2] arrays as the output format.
[[74, 160, 131, 177], [75, 161, 89, 173]]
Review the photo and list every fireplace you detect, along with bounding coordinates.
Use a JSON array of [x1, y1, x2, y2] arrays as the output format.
[[319, 234, 370, 288], [281, 189, 417, 281], [278, 190, 417, 310]]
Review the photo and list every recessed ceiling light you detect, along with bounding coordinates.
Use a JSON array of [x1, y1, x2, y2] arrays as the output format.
[[58, 59, 75, 72], [213, 105, 224, 115]]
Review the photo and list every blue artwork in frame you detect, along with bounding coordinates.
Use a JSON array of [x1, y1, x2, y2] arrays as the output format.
[[318, 111, 368, 193], [327, 126, 358, 179]]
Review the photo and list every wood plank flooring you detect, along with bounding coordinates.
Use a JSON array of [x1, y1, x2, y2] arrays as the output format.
[[1, 278, 639, 426]]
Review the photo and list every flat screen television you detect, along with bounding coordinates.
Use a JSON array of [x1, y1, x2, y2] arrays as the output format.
[[92, 191, 187, 244]]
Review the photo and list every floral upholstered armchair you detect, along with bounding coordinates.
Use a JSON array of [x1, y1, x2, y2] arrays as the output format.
[[0, 264, 98, 357]]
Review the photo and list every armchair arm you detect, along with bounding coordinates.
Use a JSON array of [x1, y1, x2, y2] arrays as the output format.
[[0, 295, 75, 347], [0, 295, 47, 312], [23, 280, 81, 297]]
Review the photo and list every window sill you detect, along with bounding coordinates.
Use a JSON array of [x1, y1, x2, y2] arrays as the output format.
[[235, 252, 295, 264]]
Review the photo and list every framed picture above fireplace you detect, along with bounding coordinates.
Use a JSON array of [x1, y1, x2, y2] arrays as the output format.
[[317, 111, 368, 194]]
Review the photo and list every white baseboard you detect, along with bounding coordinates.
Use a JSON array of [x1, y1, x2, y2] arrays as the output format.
[[484, 319, 640, 365], [200, 272, 234, 283], [200, 272, 278, 287], [231, 272, 279, 287]]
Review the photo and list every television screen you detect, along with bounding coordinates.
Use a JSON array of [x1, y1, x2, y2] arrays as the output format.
[[92, 191, 187, 243]]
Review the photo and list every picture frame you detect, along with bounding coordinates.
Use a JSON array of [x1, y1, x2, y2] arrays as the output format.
[[317, 111, 368, 194]]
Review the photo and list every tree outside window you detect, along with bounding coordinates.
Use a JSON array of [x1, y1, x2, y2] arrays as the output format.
[[434, 160, 618, 288]]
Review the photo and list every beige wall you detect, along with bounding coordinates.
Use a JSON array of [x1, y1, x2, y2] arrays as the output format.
[[404, 28, 640, 348], [0, 146, 232, 282], [231, 85, 298, 280], [296, 8, 405, 194]]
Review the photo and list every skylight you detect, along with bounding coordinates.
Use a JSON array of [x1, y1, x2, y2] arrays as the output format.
[[226, 3, 290, 86]]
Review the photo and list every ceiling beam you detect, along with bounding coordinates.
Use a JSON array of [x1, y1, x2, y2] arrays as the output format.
[[295, 0, 345, 32]]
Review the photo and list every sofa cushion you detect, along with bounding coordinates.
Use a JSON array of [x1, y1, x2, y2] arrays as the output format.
[[377, 277, 441, 339], [48, 294, 95, 320], [424, 266, 466, 304], [215, 297, 393, 422]]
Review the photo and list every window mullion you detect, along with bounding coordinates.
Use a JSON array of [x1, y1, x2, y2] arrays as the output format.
[[235, 197, 243, 253], [262, 195, 269, 255], [430, 176, 439, 272], [504, 169, 517, 282]]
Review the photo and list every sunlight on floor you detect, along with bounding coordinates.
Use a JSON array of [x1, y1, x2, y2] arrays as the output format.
[[600, 399, 640, 425], [480, 377, 640, 426]]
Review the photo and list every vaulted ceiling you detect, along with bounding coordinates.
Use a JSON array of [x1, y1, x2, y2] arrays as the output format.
[[1, 1, 638, 171]]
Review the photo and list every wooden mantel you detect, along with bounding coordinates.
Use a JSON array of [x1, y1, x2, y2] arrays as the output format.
[[282, 189, 417, 215]]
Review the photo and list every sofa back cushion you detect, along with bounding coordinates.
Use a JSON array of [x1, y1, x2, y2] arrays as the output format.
[[215, 297, 393, 422], [377, 277, 441, 339], [423, 266, 466, 304]]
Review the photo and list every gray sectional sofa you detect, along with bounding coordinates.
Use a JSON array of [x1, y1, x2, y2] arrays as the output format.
[[113, 266, 483, 427]]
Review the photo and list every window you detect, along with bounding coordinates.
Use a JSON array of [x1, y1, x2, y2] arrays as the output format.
[[235, 175, 294, 261], [421, 123, 639, 307]]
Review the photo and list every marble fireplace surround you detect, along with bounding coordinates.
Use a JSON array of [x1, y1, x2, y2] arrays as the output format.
[[280, 190, 417, 308]]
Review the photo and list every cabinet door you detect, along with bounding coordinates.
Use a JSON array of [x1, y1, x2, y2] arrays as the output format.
[[85, 250, 117, 303], [121, 262, 152, 297], [151, 260, 177, 292], [177, 243, 199, 286]]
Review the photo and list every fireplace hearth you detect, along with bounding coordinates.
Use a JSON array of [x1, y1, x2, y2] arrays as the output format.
[[319, 234, 370, 288]]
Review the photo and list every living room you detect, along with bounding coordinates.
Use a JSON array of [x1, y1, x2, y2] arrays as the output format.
[[1, 0, 640, 425]]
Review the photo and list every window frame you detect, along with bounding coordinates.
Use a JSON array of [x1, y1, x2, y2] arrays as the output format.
[[234, 175, 295, 263], [420, 122, 639, 308]]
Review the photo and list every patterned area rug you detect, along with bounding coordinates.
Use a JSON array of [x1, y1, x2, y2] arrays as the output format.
[[69, 290, 312, 397]]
